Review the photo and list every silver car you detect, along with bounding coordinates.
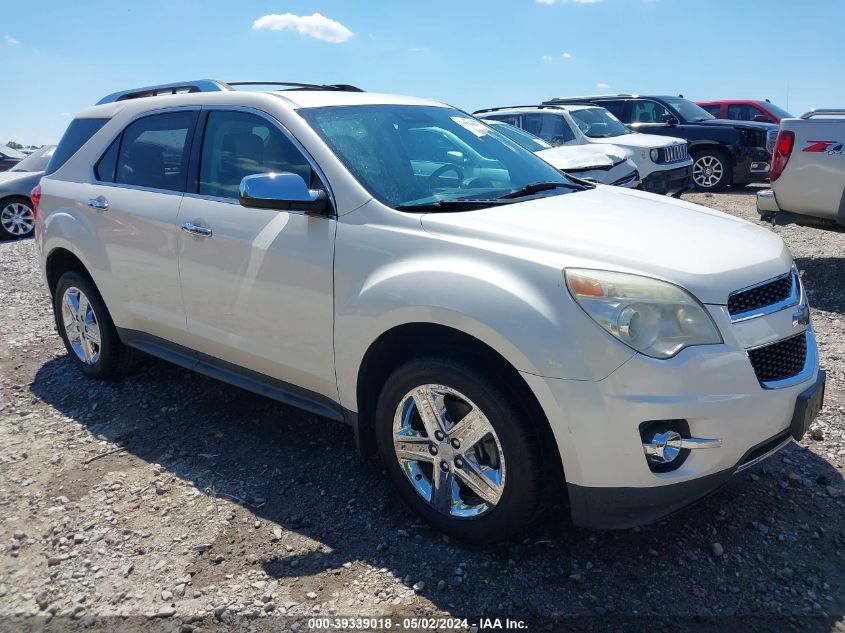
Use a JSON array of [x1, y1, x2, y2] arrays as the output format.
[[0, 145, 55, 239]]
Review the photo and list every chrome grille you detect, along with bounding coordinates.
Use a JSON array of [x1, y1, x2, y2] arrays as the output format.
[[728, 270, 796, 320], [661, 144, 689, 164], [748, 333, 807, 383]]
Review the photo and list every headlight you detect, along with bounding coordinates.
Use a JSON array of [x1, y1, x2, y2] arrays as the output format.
[[565, 269, 722, 359], [649, 148, 660, 162]]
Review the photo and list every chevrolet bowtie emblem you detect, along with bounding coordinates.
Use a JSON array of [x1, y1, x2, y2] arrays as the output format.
[[792, 304, 810, 328]]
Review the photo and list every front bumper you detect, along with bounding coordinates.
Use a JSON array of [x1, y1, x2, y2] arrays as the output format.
[[640, 164, 692, 195], [733, 147, 772, 184], [521, 319, 821, 529]]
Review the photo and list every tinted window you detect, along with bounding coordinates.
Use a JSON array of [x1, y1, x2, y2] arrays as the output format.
[[45, 118, 109, 175], [699, 104, 721, 117], [631, 100, 673, 124], [595, 100, 628, 120], [116, 111, 196, 192], [521, 113, 575, 145], [95, 138, 120, 182], [761, 102, 794, 120], [199, 111, 315, 199], [726, 104, 758, 121]]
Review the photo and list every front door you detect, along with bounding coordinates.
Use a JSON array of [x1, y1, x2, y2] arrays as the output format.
[[176, 109, 337, 402]]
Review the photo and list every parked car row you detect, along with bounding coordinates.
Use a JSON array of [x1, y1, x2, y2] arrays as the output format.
[[34, 79, 825, 540], [0, 144, 55, 239]]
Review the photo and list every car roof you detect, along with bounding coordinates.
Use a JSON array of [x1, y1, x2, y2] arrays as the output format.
[[72, 89, 450, 120], [476, 104, 596, 115]]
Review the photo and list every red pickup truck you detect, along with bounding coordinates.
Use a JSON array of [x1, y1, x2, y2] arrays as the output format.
[[697, 100, 794, 125]]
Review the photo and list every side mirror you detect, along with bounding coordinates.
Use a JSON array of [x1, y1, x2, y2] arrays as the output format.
[[446, 150, 466, 164], [239, 172, 329, 215], [659, 114, 679, 126], [753, 114, 773, 123]]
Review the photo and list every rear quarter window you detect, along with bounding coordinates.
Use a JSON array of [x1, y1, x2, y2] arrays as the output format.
[[45, 118, 109, 175]]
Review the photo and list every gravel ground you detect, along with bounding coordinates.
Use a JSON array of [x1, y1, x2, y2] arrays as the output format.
[[0, 187, 844, 632]]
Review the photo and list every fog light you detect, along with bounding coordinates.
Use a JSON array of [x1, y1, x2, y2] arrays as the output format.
[[642, 430, 723, 465]]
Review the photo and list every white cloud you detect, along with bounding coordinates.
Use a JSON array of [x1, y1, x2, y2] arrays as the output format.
[[541, 55, 553, 61], [4, 34, 20, 45], [562, 52, 572, 59], [252, 12, 353, 44], [596, 82, 610, 89]]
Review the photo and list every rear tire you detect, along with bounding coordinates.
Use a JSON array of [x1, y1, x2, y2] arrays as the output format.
[[692, 150, 731, 192], [53, 271, 141, 379], [375, 357, 544, 541]]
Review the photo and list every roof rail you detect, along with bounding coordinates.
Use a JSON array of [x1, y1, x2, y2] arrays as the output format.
[[96, 79, 365, 105], [227, 81, 364, 92], [473, 104, 568, 115], [544, 94, 633, 104], [801, 109, 845, 119], [96, 80, 231, 105]]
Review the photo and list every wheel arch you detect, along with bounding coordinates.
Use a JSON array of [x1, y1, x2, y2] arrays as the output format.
[[353, 322, 564, 485], [45, 247, 92, 296]]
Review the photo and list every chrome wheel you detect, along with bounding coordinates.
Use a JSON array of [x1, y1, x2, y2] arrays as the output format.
[[0, 201, 34, 237], [393, 384, 506, 518], [692, 155, 725, 189], [61, 286, 101, 365]]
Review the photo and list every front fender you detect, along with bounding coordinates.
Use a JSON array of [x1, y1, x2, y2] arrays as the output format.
[[333, 207, 634, 411]]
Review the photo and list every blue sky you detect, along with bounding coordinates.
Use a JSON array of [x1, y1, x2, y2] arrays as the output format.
[[2, 0, 844, 146]]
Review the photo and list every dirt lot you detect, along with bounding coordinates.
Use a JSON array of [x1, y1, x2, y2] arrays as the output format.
[[1, 187, 844, 632]]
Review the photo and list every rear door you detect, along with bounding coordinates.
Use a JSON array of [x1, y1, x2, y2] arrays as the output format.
[[90, 109, 198, 344], [176, 108, 338, 402]]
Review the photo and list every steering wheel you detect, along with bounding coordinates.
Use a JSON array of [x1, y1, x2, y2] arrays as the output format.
[[429, 163, 464, 187]]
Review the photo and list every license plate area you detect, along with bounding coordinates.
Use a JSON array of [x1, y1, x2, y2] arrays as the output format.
[[790, 370, 826, 440]]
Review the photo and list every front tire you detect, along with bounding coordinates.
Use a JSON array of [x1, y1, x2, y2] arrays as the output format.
[[692, 150, 731, 192], [0, 196, 35, 239], [375, 358, 544, 541], [53, 271, 140, 379]]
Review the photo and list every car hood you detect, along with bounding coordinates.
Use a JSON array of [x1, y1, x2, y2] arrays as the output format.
[[686, 119, 778, 132], [0, 169, 42, 190], [535, 144, 626, 170], [592, 133, 687, 150], [420, 187, 791, 305]]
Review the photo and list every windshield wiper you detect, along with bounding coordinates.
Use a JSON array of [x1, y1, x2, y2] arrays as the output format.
[[395, 198, 513, 212], [496, 181, 591, 199]]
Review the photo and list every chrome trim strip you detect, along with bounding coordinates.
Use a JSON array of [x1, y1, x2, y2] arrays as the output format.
[[756, 329, 817, 390], [801, 109, 845, 119], [736, 436, 793, 472], [729, 267, 800, 323]]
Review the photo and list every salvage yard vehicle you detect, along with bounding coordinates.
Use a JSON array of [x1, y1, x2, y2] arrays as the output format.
[[0, 144, 55, 239], [475, 104, 689, 195], [697, 99, 794, 125], [0, 145, 26, 172], [481, 119, 639, 188], [37, 80, 825, 540], [546, 94, 778, 192], [757, 109, 845, 230]]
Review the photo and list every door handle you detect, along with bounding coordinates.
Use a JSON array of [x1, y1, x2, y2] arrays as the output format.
[[181, 222, 212, 238], [87, 197, 109, 210]]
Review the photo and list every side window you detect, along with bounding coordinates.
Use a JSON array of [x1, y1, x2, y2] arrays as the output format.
[[630, 100, 673, 124], [596, 100, 628, 121], [486, 114, 521, 127], [46, 118, 109, 176], [521, 114, 575, 145], [199, 111, 315, 199], [727, 104, 755, 121], [95, 138, 120, 182], [700, 104, 722, 117], [116, 111, 196, 192]]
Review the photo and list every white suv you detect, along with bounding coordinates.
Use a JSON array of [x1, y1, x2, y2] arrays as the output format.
[[475, 104, 692, 196], [36, 80, 825, 540]]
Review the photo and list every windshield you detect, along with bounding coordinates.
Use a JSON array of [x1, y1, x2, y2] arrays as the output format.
[[10, 145, 56, 172], [483, 121, 551, 152], [569, 108, 630, 138], [664, 98, 715, 122], [761, 102, 794, 120], [299, 105, 577, 209]]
